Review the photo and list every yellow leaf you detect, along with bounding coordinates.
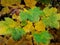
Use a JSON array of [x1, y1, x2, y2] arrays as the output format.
[[1, 7, 10, 14], [35, 21, 45, 32], [57, 13, 60, 20], [9, 23, 16, 28], [12, 14, 18, 19], [43, 7, 57, 16], [23, 21, 34, 32], [0, 26, 7, 35], [9, 21, 20, 28], [50, 7, 57, 13], [17, 4, 25, 8], [1, 0, 21, 6], [24, 0, 37, 8]]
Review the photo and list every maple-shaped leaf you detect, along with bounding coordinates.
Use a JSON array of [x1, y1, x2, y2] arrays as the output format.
[[35, 20, 45, 31], [42, 7, 59, 28], [11, 27, 25, 41], [0, 20, 25, 41], [24, 0, 37, 8], [0, 17, 20, 35], [5, 17, 17, 28], [0, 21, 8, 35], [42, 13, 59, 28], [43, 7, 57, 16], [27, 7, 44, 22], [20, 7, 44, 23], [0, 21, 13, 35], [20, 11, 28, 21], [23, 21, 34, 32], [29, 7, 44, 16], [33, 31, 52, 44]]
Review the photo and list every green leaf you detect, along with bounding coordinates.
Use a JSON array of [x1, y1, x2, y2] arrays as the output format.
[[29, 7, 44, 16], [33, 31, 52, 44], [33, 32, 41, 43], [5, 17, 15, 24], [20, 11, 28, 21], [42, 13, 59, 28], [27, 14, 40, 22], [11, 28, 25, 41], [27, 7, 44, 22], [21, 21, 27, 26], [20, 7, 44, 23], [0, 21, 5, 26], [57, 14, 60, 20]]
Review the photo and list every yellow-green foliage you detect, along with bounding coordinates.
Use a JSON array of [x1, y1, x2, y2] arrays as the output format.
[[0, 6, 59, 44]]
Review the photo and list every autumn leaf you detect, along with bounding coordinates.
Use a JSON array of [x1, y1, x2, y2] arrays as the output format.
[[1, 0, 21, 6], [1, 7, 10, 14], [35, 20, 45, 32], [0, 25, 7, 35], [0, 21, 10, 35], [12, 13, 18, 19], [1, 0, 21, 14], [23, 21, 34, 32], [5, 18, 17, 28], [57, 13, 60, 20], [24, 0, 37, 8]]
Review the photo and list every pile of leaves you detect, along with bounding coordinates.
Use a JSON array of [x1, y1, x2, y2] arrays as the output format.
[[0, 0, 60, 45]]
